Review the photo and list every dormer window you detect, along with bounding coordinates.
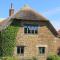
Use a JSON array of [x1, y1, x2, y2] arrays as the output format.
[[24, 24, 38, 34]]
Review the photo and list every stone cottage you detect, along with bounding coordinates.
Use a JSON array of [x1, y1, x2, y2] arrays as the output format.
[[0, 4, 60, 60]]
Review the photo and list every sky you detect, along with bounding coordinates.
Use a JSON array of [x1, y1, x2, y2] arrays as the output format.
[[0, 0, 60, 31]]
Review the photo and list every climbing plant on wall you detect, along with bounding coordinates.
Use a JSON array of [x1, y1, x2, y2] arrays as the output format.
[[1, 19, 20, 56], [0, 31, 3, 56]]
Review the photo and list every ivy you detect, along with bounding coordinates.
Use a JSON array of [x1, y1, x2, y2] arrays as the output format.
[[1, 19, 20, 56], [0, 32, 3, 56]]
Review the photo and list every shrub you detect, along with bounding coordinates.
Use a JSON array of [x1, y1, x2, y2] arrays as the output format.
[[32, 57, 37, 60], [0, 57, 19, 60], [47, 55, 60, 60]]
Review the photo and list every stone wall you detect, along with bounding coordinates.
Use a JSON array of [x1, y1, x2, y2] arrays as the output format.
[[13, 20, 60, 60]]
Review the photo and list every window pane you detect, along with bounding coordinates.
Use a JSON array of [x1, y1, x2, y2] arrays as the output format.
[[24, 28, 27, 33], [35, 30, 38, 34], [29, 26, 35, 30], [28, 28, 31, 33], [34, 26, 38, 30], [39, 47, 45, 54], [21, 47, 24, 54], [32, 30, 34, 34], [17, 46, 20, 54]]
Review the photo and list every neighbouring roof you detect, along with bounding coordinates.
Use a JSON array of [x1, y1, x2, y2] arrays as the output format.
[[0, 5, 58, 37], [0, 17, 12, 31], [0, 18, 5, 22], [58, 30, 60, 37], [58, 30, 60, 33]]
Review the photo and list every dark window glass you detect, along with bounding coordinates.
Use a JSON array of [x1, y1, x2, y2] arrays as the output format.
[[28, 28, 31, 33], [35, 30, 38, 34], [21, 46, 24, 54], [39, 47, 45, 54], [17, 46, 20, 54], [17, 46, 24, 54], [32, 30, 34, 34], [24, 28, 27, 33]]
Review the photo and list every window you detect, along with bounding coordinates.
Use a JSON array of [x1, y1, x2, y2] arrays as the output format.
[[24, 24, 38, 34], [57, 48, 60, 56], [39, 47, 45, 54], [17, 46, 24, 55]]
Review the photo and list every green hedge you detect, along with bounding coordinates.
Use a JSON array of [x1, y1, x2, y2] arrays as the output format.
[[0, 19, 20, 56]]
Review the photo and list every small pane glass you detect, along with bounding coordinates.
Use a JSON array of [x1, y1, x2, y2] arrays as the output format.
[[39, 47, 45, 54]]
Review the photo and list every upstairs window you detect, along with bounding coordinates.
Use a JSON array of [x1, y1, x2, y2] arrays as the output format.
[[17, 46, 24, 55], [39, 47, 45, 54], [24, 24, 38, 34]]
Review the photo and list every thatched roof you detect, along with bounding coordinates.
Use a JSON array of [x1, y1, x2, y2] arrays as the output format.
[[0, 5, 58, 37], [0, 5, 48, 31], [12, 5, 48, 20]]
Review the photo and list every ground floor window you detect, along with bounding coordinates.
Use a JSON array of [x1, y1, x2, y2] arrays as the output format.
[[17, 46, 24, 55], [57, 48, 60, 56], [39, 47, 45, 54]]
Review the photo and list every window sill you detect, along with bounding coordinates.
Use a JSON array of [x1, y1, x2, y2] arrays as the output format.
[[38, 54, 46, 56], [17, 54, 24, 56]]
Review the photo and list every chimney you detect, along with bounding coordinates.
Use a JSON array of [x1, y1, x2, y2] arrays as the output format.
[[9, 3, 14, 17]]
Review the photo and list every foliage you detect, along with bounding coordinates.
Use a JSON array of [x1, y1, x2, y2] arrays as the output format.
[[47, 55, 60, 60], [0, 56, 38, 60], [32, 57, 37, 60], [0, 32, 3, 56], [0, 57, 19, 60], [0, 19, 20, 56]]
